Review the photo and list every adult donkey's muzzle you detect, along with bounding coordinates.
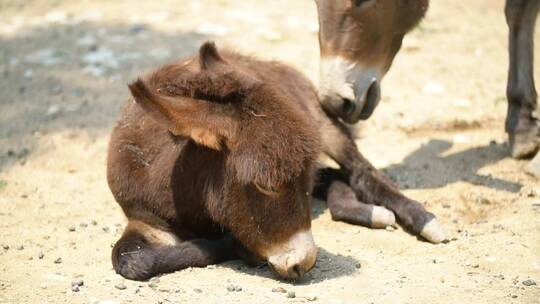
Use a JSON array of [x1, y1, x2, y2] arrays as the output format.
[[342, 77, 381, 123]]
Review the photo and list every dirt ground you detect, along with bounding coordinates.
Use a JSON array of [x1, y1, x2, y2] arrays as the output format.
[[1, 0, 539, 303]]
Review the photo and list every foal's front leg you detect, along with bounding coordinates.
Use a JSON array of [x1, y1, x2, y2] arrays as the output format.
[[315, 168, 396, 228], [112, 220, 237, 280], [505, 0, 540, 158], [320, 120, 446, 243]]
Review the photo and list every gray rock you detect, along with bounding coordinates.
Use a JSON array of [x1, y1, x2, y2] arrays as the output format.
[[71, 279, 84, 287], [115, 282, 127, 290], [522, 279, 536, 286], [286, 291, 296, 298]]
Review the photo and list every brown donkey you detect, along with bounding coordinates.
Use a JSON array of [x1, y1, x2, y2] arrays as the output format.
[[108, 42, 321, 280], [108, 41, 445, 280], [315, 0, 540, 159]]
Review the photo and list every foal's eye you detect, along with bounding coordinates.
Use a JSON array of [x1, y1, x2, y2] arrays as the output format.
[[254, 183, 279, 196], [354, 0, 374, 8]]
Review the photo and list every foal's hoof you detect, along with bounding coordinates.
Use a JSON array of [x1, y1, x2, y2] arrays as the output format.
[[419, 218, 447, 244], [370, 206, 396, 228], [509, 129, 540, 159]]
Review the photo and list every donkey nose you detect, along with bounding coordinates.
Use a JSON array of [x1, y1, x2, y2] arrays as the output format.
[[266, 230, 318, 279], [341, 97, 356, 117], [343, 78, 381, 123]]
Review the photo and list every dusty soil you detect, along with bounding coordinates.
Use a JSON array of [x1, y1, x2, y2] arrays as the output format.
[[1, 0, 539, 303]]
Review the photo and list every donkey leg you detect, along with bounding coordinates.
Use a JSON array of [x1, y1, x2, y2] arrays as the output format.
[[505, 0, 540, 159], [320, 120, 446, 243], [327, 180, 395, 228], [314, 168, 395, 228], [112, 220, 236, 281]]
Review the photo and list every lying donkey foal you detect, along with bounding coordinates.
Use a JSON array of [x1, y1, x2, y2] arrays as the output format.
[[108, 42, 320, 280], [108, 41, 445, 281]]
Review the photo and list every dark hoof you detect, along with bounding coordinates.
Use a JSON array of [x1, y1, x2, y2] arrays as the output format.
[[112, 241, 155, 281], [509, 128, 540, 159]]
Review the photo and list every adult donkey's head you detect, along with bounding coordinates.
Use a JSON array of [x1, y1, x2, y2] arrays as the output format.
[[315, 0, 428, 123]]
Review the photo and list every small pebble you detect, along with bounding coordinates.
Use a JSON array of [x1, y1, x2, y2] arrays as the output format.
[[286, 291, 296, 298], [115, 282, 127, 290], [522, 279, 536, 286], [272, 287, 286, 293], [17, 245, 24, 250], [355, 262, 362, 269], [71, 285, 80, 292], [54, 257, 62, 264], [38, 252, 44, 259], [80, 222, 88, 228], [2, 244, 9, 250], [102, 226, 110, 233], [71, 279, 84, 287], [91, 220, 98, 226], [193, 288, 203, 293], [68, 226, 76, 232]]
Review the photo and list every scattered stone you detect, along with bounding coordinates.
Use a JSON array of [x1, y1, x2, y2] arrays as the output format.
[[17, 245, 24, 250], [68, 226, 76, 232], [355, 262, 362, 269], [54, 257, 62, 264], [193, 288, 203, 293], [80, 222, 88, 228], [115, 282, 127, 290], [71, 285, 80, 292], [71, 279, 84, 288], [522, 279, 536, 286], [130, 24, 147, 34], [102, 226, 110, 233], [272, 287, 286, 293], [91, 220, 98, 226], [148, 277, 159, 288], [304, 296, 317, 302], [226, 284, 242, 292], [286, 290, 296, 298], [47, 105, 61, 118], [38, 252, 44, 259], [23, 69, 33, 78], [158, 287, 170, 293]]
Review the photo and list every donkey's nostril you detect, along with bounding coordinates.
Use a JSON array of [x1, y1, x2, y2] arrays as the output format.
[[289, 263, 304, 279], [342, 98, 356, 116]]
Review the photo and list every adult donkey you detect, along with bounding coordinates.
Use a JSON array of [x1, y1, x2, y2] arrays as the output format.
[[315, 0, 540, 159]]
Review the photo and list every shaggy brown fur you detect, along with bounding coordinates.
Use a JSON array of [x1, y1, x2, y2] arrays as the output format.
[[107, 41, 441, 281]]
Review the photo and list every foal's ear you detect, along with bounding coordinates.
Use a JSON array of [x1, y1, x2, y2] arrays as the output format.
[[199, 41, 226, 70], [128, 78, 235, 150]]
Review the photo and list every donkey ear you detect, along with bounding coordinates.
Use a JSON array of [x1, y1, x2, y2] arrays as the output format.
[[128, 78, 234, 150], [199, 41, 225, 70]]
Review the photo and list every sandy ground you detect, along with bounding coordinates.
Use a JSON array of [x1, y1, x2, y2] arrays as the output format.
[[1, 0, 539, 303]]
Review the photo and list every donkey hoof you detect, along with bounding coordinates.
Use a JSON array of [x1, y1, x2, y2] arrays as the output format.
[[370, 206, 396, 228], [509, 131, 540, 159], [420, 218, 447, 244]]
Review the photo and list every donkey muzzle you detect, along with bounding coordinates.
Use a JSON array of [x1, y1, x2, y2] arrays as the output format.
[[266, 230, 318, 279]]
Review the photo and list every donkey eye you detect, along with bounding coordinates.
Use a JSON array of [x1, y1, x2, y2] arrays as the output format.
[[354, 0, 374, 7], [254, 183, 279, 196]]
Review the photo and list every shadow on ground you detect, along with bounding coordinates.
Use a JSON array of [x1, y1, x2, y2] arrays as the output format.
[[221, 246, 359, 285], [382, 139, 521, 193], [0, 21, 207, 172]]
